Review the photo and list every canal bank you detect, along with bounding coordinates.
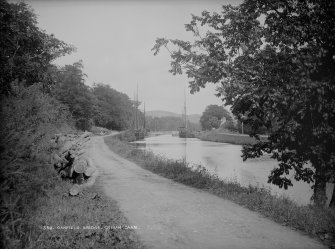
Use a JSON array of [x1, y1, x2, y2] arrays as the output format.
[[195, 130, 268, 145], [99, 135, 333, 248], [131, 134, 334, 206], [104, 135, 335, 247]]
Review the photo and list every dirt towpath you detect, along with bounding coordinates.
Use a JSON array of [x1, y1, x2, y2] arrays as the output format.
[[89, 136, 326, 249]]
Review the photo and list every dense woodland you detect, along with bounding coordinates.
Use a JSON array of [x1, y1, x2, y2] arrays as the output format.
[[0, 0, 143, 139]]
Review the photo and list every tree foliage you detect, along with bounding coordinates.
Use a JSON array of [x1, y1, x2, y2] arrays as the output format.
[[51, 62, 141, 132], [52, 64, 140, 131], [0, 82, 73, 158], [92, 83, 137, 131], [53, 61, 94, 131], [152, 0, 335, 206], [0, 0, 74, 95], [200, 104, 233, 130]]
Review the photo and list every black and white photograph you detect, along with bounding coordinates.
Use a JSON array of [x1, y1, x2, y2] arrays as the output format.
[[1, 0, 334, 248]]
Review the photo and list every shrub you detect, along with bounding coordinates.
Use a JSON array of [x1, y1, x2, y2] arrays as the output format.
[[0, 82, 74, 159], [75, 118, 92, 131], [116, 130, 136, 142]]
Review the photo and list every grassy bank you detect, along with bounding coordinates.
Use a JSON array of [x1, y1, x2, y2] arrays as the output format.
[[196, 130, 268, 145], [104, 135, 335, 247], [0, 157, 145, 249]]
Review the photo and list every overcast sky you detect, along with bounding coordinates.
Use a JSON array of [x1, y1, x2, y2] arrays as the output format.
[[27, 0, 242, 114]]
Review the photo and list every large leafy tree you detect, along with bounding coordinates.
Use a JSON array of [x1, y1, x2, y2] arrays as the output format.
[[152, 0, 335, 207], [0, 0, 74, 95], [200, 104, 233, 130]]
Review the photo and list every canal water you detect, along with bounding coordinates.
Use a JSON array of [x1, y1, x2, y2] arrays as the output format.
[[133, 134, 333, 206]]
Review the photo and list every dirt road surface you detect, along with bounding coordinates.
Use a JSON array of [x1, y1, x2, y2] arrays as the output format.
[[89, 136, 326, 249]]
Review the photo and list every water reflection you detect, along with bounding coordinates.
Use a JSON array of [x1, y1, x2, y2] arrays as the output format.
[[132, 134, 333, 206]]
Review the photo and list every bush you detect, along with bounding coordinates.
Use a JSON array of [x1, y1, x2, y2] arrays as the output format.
[[75, 118, 92, 131], [0, 82, 74, 159], [0, 82, 75, 248], [221, 119, 238, 132], [116, 130, 136, 142]]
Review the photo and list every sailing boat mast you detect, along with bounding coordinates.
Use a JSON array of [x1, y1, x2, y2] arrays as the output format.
[[133, 84, 146, 140], [143, 102, 146, 130], [135, 84, 139, 130], [184, 88, 187, 129], [133, 92, 136, 130], [179, 88, 195, 138]]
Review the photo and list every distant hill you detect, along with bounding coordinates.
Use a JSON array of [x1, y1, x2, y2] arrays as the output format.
[[147, 110, 201, 124], [187, 114, 201, 124], [146, 110, 180, 118]]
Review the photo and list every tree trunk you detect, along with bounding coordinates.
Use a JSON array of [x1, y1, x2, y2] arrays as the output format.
[[313, 168, 327, 207]]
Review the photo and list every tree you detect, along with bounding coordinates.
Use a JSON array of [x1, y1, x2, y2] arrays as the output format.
[[208, 117, 220, 129], [53, 61, 94, 131], [200, 105, 233, 130], [92, 83, 135, 130], [0, 0, 74, 95], [152, 0, 335, 207]]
